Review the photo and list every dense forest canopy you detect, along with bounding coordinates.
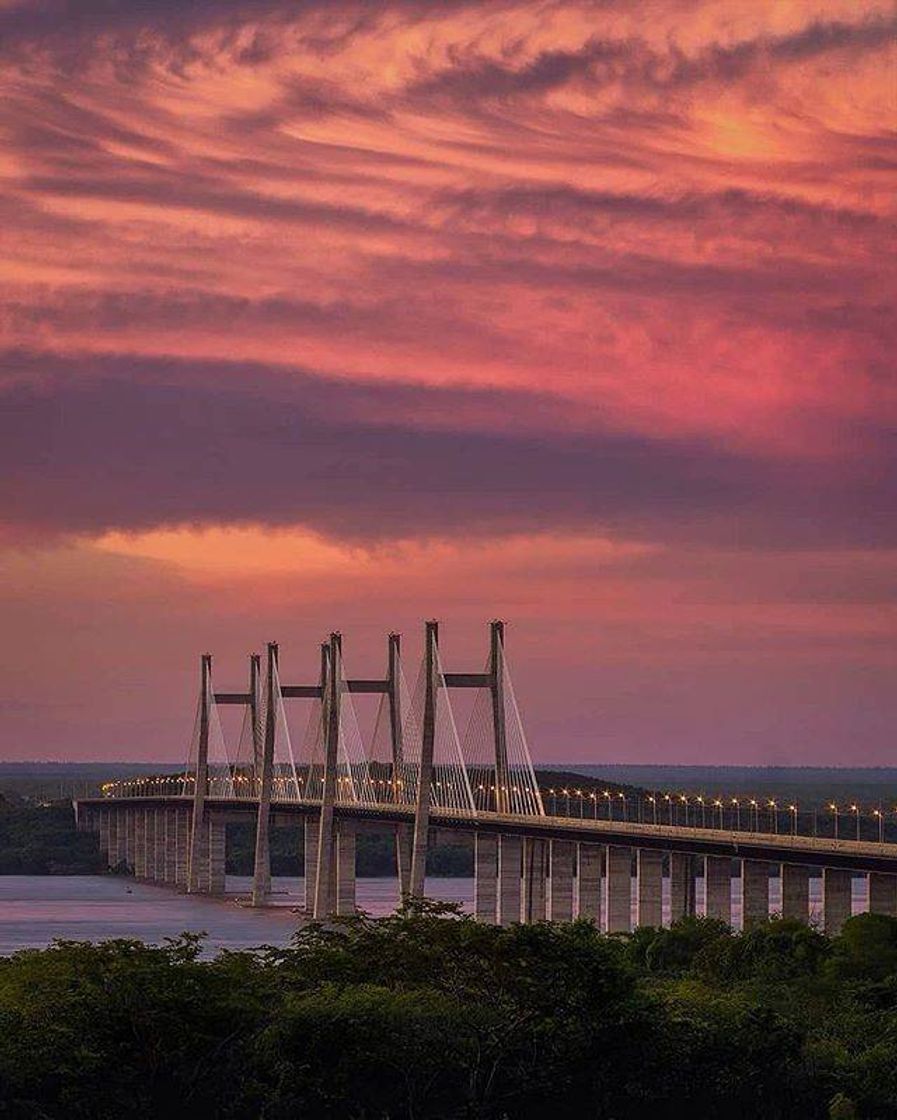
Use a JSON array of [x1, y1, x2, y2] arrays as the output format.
[[0, 905, 896, 1118]]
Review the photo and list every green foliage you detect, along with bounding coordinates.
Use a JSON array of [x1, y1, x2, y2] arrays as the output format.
[[0, 799, 103, 874], [640, 915, 731, 974], [828, 913, 897, 982], [829, 1095, 859, 1120], [2, 907, 897, 1117]]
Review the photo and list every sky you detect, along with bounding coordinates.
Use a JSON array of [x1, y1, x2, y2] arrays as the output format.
[[1, 0, 895, 765]]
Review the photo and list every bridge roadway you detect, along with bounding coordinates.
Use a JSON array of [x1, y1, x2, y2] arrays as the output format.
[[76, 795, 897, 935]]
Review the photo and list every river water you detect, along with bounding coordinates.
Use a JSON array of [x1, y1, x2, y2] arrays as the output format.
[[0, 876, 472, 955], [0, 874, 868, 955]]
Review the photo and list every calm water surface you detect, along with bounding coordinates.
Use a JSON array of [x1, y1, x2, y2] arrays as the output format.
[[0, 874, 868, 955], [0, 876, 473, 955]]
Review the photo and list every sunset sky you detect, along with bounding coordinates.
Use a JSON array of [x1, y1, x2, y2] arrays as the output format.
[[1, 0, 895, 764]]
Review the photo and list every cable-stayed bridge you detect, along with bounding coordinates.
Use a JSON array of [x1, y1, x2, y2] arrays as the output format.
[[76, 622, 897, 935]]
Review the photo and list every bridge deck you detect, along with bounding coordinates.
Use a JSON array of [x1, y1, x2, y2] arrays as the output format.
[[76, 796, 897, 875]]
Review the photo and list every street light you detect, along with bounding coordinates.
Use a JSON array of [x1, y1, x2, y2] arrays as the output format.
[[829, 803, 839, 839], [850, 804, 860, 841], [731, 798, 741, 831], [647, 795, 658, 825], [663, 793, 673, 826], [768, 800, 778, 835], [603, 790, 613, 821], [589, 791, 598, 819], [714, 798, 723, 828], [873, 808, 884, 843], [619, 791, 628, 822], [696, 796, 706, 828], [680, 794, 689, 827], [788, 804, 798, 836]]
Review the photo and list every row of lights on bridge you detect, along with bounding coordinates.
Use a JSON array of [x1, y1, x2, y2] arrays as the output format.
[[100, 776, 895, 839]]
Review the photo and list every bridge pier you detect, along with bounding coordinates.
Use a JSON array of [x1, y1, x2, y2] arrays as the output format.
[[396, 823, 413, 899], [304, 816, 318, 913], [740, 860, 770, 928], [252, 643, 278, 907], [135, 809, 149, 880], [548, 840, 575, 921], [869, 872, 897, 917], [577, 843, 601, 924], [188, 813, 210, 893], [334, 821, 356, 916], [522, 837, 547, 921], [97, 810, 110, 863], [474, 832, 498, 922], [823, 868, 852, 935], [108, 810, 125, 869], [153, 809, 164, 883], [175, 808, 189, 889], [705, 856, 732, 925], [167, 808, 181, 885], [209, 815, 226, 895], [668, 852, 693, 923], [497, 835, 522, 926], [781, 864, 810, 922], [144, 809, 157, 881], [636, 849, 663, 928], [604, 845, 631, 932], [154, 810, 166, 883]]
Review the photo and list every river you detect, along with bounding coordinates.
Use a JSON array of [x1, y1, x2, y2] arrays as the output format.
[[0, 873, 867, 955]]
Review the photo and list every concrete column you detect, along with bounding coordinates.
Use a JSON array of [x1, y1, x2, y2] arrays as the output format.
[[474, 832, 498, 923], [577, 843, 602, 924], [108, 811, 124, 869], [335, 821, 356, 916], [705, 857, 732, 925], [741, 860, 770, 928], [396, 823, 413, 899], [304, 815, 319, 914], [126, 807, 137, 872], [253, 643, 278, 907], [548, 840, 575, 922], [133, 809, 148, 879], [175, 810, 190, 889], [497, 835, 522, 926], [144, 809, 157, 881], [781, 864, 810, 922], [823, 868, 852, 935], [165, 809, 178, 884], [189, 654, 212, 894], [173, 806, 185, 882], [636, 849, 663, 928], [155, 810, 167, 883], [409, 623, 438, 897], [208, 815, 226, 895], [669, 852, 691, 923], [189, 812, 209, 893], [869, 872, 897, 917], [97, 812, 110, 861], [154, 810, 166, 883], [521, 837, 547, 922], [604, 845, 631, 932]]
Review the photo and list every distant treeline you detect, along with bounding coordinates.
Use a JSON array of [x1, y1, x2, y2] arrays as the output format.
[[0, 905, 896, 1117], [0, 797, 104, 875], [230, 823, 473, 878]]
